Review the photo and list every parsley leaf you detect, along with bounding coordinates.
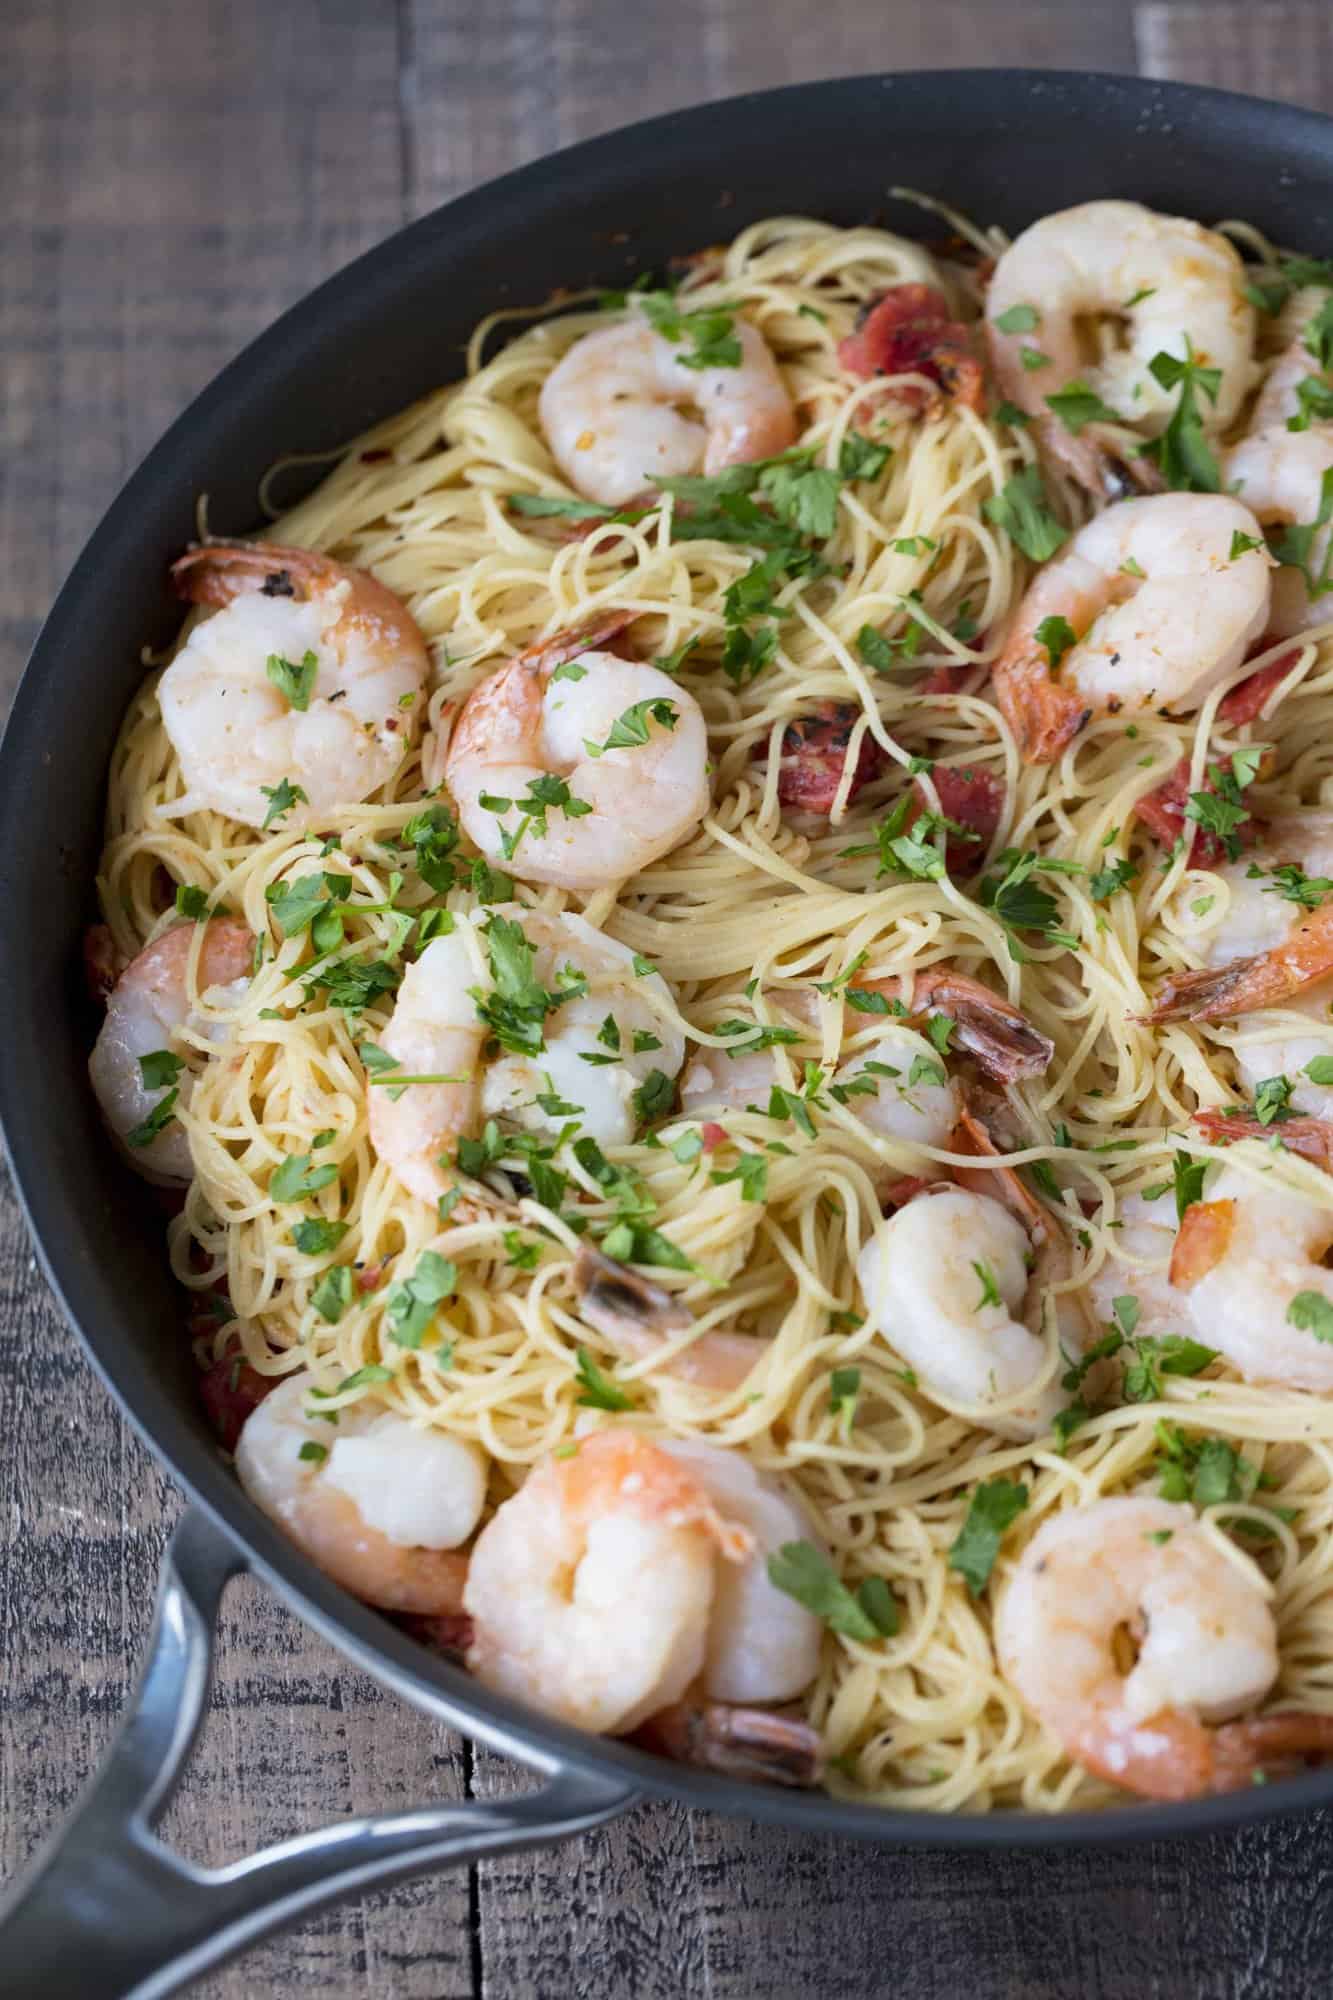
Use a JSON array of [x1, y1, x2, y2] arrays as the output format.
[[766, 1541, 899, 1641], [1141, 344, 1222, 492], [1044, 380, 1121, 434], [993, 302, 1041, 334], [260, 777, 308, 829], [138, 1049, 183, 1091], [1089, 856, 1137, 901], [126, 1089, 179, 1148], [402, 803, 461, 894], [829, 1366, 861, 1423], [386, 1250, 457, 1349], [839, 433, 892, 480], [584, 698, 678, 758], [265, 649, 319, 711], [710, 1151, 768, 1203], [574, 1345, 635, 1411], [1173, 1150, 1207, 1222], [639, 291, 741, 370], [1253, 1074, 1294, 1126], [270, 1148, 340, 1202], [948, 1481, 1029, 1597], [982, 466, 1068, 562], [1287, 1291, 1333, 1343], [310, 1265, 353, 1323], [1035, 614, 1077, 670], [632, 1068, 676, 1125], [291, 1217, 349, 1254]]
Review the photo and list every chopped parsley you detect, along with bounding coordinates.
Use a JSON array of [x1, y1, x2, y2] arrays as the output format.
[[584, 697, 678, 758], [1287, 1292, 1333, 1343], [639, 290, 742, 370], [310, 1265, 353, 1324], [291, 1217, 349, 1254], [982, 465, 1068, 562], [710, 1151, 768, 1203], [385, 1250, 457, 1349], [947, 1480, 1029, 1597], [574, 1345, 635, 1411], [259, 777, 308, 829], [829, 1366, 861, 1425], [1043, 380, 1121, 434], [1035, 614, 1077, 670], [1173, 1150, 1207, 1221], [972, 1260, 1002, 1310], [138, 1049, 183, 1091], [1141, 344, 1222, 492], [993, 302, 1041, 334], [767, 1541, 899, 1641], [126, 1089, 179, 1149], [265, 649, 318, 711]]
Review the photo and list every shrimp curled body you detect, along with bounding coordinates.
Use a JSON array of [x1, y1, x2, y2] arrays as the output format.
[[463, 1430, 821, 1734], [235, 1375, 487, 1615], [987, 201, 1254, 497], [996, 1498, 1295, 1800], [88, 917, 252, 1183], [994, 495, 1272, 762], [446, 646, 710, 890], [539, 315, 796, 507], [369, 906, 684, 1207], [160, 541, 429, 829]]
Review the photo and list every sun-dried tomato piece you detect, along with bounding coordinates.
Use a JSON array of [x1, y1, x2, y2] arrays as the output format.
[[1133, 758, 1266, 868], [1217, 648, 1301, 726], [906, 763, 1005, 875], [838, 284, 984, 413], [768, 701, 886, 815], [198, 1344, 274, 1453]]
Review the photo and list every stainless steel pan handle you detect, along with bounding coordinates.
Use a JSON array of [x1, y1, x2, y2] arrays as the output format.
[[0, 1507, 638, 1999]]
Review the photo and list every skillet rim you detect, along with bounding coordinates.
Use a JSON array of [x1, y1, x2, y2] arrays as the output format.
[[6, 65, 1333, 1847]]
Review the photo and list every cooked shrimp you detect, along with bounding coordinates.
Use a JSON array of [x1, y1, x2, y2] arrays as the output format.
[[992, 1497, 1333, 1800], [679, 970, 1048, 1126], [538, 313, 796, 507], [1225, 428, 1333, 636], [573, 1243, 768, 1391], [463, 1430, 751, 1734], [1158, 814, 1333, 1097], [235, 1375, 487, 1615], [88, 918, 252, 1183], [1087, 1188, 1185, 1338], [993, 494, 1272, 762], [831, 1023, 961, 1147], [661, 1439, 825, 1706], [633, 1700, 825, 1787], [1167, 1163, 1333, 1391], [856, 1186, 1067, 1438], [370, 906, 684, 1207], [445, 642, 710, 890], [159, 541, 429, 830], [987, 201, 1255, 496], [1250, 290, 1331, 432]]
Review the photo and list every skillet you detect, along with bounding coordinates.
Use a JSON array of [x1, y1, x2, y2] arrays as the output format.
[[3, 67, 1333, 1999]]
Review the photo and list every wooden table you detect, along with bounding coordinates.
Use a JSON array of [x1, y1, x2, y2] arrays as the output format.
[[6, 4, 1333, 1993]]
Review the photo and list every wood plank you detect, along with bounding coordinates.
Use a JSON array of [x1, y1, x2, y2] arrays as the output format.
[[406, 0, 1137, 215], [1136, 2, 1333, 110], [0, 5, 476, 1995]]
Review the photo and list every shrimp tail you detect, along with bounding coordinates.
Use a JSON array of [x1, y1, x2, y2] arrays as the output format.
[[171, 538, 326, 607], [518, 611, 637, 674], [949, 1098, 1048, 1241], [909, 969, 1055, 1082], [574, 1241, 692, 1337], [633, 1700, 826, 1788], [1147, 903, 1333, 1022], [1207, 1712, 1333, 1792], [1194, 1109, 1333, 1169], [1169, 1198, 1237, 1289], [992, 640, 1092, 764]]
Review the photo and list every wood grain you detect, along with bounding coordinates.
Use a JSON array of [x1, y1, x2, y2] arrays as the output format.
[[5, 1, 1333, 1996], [1136, 2, 1333, 110]]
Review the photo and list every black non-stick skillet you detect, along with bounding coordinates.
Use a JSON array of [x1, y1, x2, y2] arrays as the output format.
[[3, 69, 1333, 2000]]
